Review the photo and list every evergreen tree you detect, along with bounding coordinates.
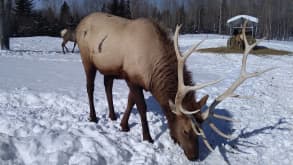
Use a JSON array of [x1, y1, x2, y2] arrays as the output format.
[[44, 7, 56, 24], [123, 0, 132, 18], [118, 0, 125, 16], [108, 0, 131, 18], [12, 0, 34, 36], [101, 3, 107, 13], [14, 0, 33, 16], [176, 5, 186, 28], [109, 0, 119, 16], [59, 1, 72, 28]]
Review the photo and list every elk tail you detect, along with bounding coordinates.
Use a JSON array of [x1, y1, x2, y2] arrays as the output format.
[[60, 29, 68, 37]]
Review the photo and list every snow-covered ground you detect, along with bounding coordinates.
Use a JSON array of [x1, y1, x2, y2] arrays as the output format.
[[0, 35, 292, 165]]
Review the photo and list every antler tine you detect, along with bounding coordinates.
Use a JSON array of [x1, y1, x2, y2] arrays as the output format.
[[174, 25, 205, 61], [188, 78, 223, 91], [200, 19, 274, 139], [174, 25, 183, 59], [213, 114, 239, 122], [190, 119, 213, 152], [241, 20, 275, 78], [183, 39, 206, 59], [209, 123, 232, 139]]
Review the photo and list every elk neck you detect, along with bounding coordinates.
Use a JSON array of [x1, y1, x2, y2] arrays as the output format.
[[148, 32, 199, 121]]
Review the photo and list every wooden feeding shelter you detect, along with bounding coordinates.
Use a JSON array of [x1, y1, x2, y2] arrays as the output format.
[[227, 15, 259, 49], [227, 15, 259, 37]]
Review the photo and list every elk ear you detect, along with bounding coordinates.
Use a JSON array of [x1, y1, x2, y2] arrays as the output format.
[[198, 95, 209, 107]]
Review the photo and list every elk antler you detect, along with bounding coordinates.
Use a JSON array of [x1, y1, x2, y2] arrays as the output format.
[[200, 20, 274, 140], [168, 24, 222, 116], [168, 24, 222, 151], [170, 20, 274, 151]]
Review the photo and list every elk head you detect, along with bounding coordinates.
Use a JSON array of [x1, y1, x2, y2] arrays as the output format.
[[168, 20, 273, 160]]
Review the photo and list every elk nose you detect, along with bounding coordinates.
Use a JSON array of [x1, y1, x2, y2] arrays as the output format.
[[187, 155, 198, 161], [186, 152, 199, 161]]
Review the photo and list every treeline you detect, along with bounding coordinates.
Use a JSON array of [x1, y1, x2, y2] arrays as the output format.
[[10, 0, 132, 37], [10, 0, 293, 40], [132, 0, 293, 40]]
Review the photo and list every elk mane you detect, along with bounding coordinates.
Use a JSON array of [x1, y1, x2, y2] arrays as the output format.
[[149, 22, 195, 108]]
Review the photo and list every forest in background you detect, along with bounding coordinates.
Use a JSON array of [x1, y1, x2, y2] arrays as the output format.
[[8, 0, 293, 40]]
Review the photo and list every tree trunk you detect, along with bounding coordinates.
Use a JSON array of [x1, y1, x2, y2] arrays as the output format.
[[218, 0, 222, 34], [0, 0, 11, 50]]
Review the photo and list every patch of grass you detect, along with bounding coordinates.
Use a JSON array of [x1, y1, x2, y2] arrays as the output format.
[[198, 46, 292, 55]]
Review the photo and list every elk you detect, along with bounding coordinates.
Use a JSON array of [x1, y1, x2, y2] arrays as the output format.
[[76, 12, 272, 160], [60, 28, 77, 54], [235, 33, 244, 49]]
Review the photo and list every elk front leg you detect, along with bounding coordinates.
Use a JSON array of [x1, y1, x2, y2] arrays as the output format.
[[65, 45, 69, 52], [104, 76, 117, 120], [62, 41, 69, 54], [120, 91, 135, 131], [85, 66, 97, 122], [62, 43, 66, 54], [127, 82, 153, 143]]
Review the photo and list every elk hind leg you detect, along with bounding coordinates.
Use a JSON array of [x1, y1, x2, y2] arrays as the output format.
[[85, 66, 98, 122]]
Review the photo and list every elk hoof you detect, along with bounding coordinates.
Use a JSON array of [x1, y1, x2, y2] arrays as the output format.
[[109, 114, 117, 121], [143, 134, 154, 143], [120, 124, 130, 132], [144, 137, 154, 143], [88, 116, 98, 123]]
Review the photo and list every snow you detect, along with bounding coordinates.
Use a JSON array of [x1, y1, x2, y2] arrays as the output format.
[[227, 15, 259, 24], [0, 35, 293, 165]]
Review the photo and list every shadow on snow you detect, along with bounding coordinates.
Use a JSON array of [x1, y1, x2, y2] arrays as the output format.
[[199, 117, 290, 164], [105, 95, 291, 163]]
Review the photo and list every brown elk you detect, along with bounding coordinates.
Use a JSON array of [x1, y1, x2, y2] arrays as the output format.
[[60, 28, 77, 54], [76, 12, 272, 160], [235, 33, 244, 49]]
